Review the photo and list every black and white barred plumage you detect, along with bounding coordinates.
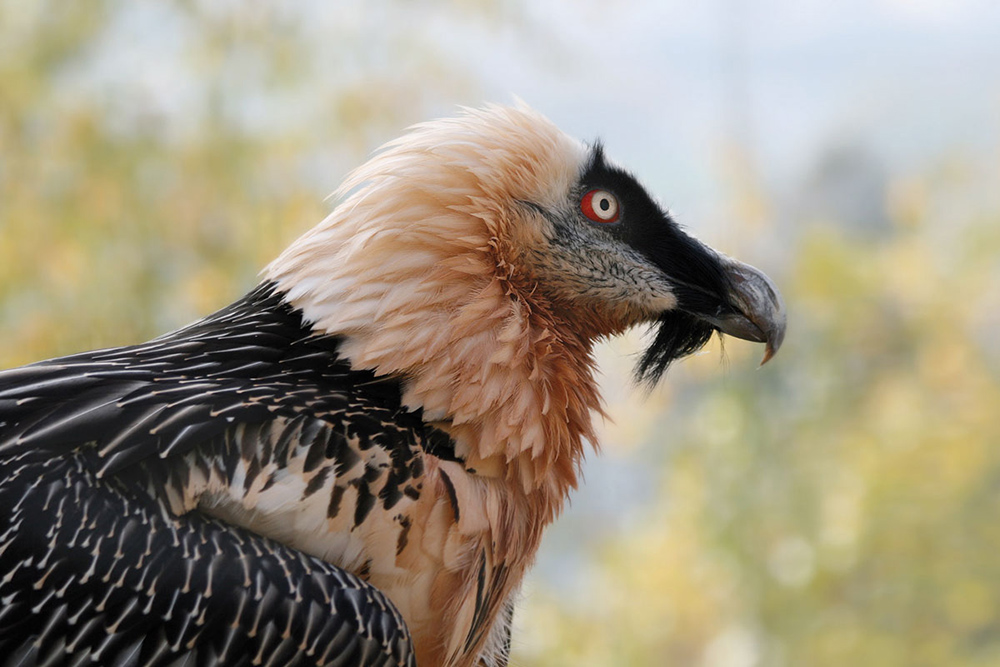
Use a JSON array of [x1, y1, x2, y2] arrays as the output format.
[[0, 284, 421, 666]]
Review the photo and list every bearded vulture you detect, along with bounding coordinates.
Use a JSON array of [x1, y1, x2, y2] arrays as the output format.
[[0, 105, 785, 667]]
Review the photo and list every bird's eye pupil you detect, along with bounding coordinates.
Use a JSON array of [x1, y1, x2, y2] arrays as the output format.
[[599, 199, 609, 211]]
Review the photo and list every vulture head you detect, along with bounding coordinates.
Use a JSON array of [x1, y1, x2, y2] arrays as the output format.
[[267, 104, 785, 486]]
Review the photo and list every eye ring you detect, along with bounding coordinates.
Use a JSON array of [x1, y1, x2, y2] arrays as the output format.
[[581, 189, 620, 223]]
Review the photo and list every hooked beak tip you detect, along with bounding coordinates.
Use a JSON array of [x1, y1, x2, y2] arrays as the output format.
[[711, 255, 786, 366], [759, 339, 780, 367]]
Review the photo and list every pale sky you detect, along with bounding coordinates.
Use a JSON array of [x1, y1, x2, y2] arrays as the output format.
[[73, 0, 1000, 224]]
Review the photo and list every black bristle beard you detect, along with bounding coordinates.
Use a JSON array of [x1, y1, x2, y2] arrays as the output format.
[[634, 311, 717, 388]]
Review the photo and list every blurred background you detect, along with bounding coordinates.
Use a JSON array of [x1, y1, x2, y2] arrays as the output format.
[[2, 1, 1000, 665]]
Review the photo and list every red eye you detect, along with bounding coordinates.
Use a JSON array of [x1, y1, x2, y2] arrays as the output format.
[[581, 189, 620, 223]]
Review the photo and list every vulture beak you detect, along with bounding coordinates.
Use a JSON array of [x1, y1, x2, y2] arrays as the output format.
[[700, 255, 786, 365]]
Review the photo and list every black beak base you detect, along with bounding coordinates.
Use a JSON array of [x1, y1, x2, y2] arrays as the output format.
[[633, 253, 786, 387]]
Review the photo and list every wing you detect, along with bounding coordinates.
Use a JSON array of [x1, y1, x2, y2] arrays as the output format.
[[0, 450, 414, 667], [0, 283, 441, 666], [0, 284, 423, 475]]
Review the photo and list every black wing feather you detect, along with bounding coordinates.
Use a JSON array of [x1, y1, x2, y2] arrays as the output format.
[[0, 282, 438, 666], [0, 451, 414, 667]]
